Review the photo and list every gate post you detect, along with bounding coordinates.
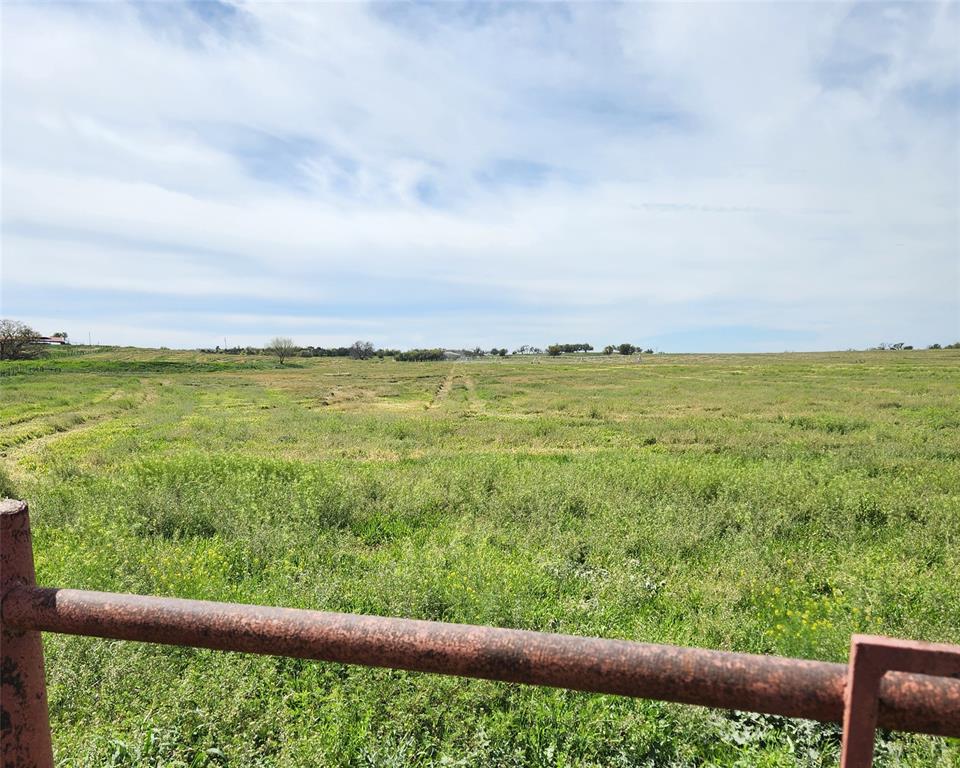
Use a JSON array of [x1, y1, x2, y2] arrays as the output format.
[[1, 499, 54, 767]]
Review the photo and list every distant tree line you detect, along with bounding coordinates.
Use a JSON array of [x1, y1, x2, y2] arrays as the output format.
[[200, 344, 362, 357], [198, 339, 664, 363], [301, 342, 400, 359], [200, 340, 401, 362], [547, 343, 593, 356], [195, 329, 960, 367], [601, 344, 654, 355], [461, 347, 508, 358], [9, 315, 958, 364], [873, 342, 960, 351], [394, 347, 510, 361], [395, 348, 447, 362]]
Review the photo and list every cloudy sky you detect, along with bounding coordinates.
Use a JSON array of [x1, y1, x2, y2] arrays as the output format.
[[2, 1, 958, 351]]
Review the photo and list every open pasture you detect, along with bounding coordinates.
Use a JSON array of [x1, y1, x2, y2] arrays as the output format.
[[2, 348, 959, 766]]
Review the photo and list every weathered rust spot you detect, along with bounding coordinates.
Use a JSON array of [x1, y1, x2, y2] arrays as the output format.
[[2, 585, 959, 739], [1, 499, 54, 767], [841, 634, 960, 768]]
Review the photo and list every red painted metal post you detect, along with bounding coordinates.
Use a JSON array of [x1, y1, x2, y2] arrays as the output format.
[[1, 499, 54, 767], [841, 634, 960, 768]]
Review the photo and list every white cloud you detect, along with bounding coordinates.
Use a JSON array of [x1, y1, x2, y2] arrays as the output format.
[[1, 0, 957, 350]]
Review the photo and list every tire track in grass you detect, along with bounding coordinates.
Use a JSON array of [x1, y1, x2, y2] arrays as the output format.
[[427, 365, 458, 410], [462, 373, 485, 417], [0, 384, 157, 484]]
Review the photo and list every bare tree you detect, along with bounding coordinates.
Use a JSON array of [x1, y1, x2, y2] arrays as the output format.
[[349, 340, 375, 360], [266, 337, 296, 365], [0, 319, 43, 360]]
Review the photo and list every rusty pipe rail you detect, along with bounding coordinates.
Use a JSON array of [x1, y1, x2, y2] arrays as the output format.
[[4, 584, 960, 738], [3, 500, 960, 768]]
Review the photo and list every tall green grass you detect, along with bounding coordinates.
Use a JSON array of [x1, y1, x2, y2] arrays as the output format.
[[3, 350, 958, 766]]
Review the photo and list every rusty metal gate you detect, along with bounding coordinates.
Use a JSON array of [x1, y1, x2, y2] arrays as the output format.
[[3, 500, 958, 767]]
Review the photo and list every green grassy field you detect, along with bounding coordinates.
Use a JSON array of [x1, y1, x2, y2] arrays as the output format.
[[3, 347, 959, 767]]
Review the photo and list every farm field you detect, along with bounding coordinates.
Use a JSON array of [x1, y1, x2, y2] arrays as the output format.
[[2, 347, 959, 767]]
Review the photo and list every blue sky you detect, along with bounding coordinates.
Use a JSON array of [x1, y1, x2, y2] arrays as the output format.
[[1, 1, 958, 351]]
